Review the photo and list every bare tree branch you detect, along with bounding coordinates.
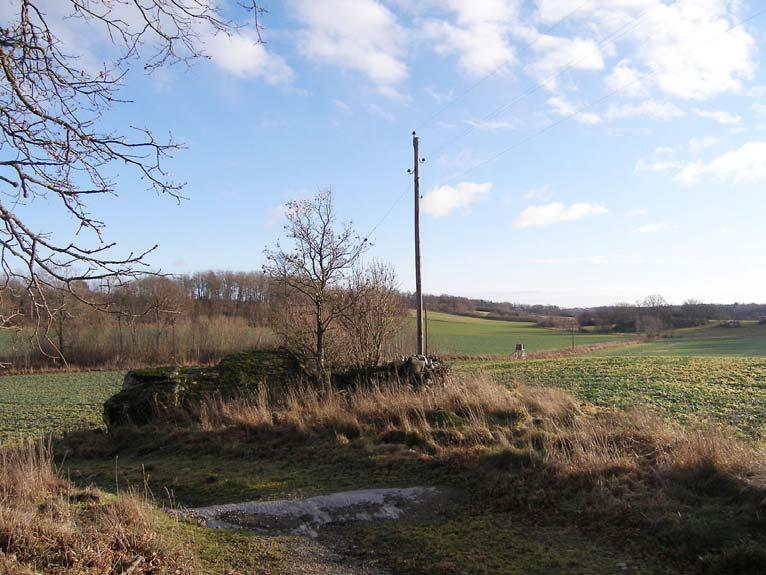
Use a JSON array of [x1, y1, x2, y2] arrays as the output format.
[[0, 0, 262, 362]]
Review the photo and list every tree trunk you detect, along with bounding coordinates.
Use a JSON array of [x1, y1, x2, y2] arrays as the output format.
[[316, 300, 325, 375]]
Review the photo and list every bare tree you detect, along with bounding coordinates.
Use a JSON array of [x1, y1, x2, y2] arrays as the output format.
[[340, 261, 406, 368], [263, 190, 367, 374], [0, 0, 261, 351], [640, 294, 672, 336]]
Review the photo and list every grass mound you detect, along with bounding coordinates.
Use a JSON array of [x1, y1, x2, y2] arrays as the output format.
[[86, 373, 766, 574], [103, 349, 303, 428]]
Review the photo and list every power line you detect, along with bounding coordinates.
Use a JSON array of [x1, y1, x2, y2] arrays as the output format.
[[431, 3, 766, 189], [365, 4, 766, 247], [415, 2, 590, 134], [427, 0, 664, 160], [363, 186, 409, 242]]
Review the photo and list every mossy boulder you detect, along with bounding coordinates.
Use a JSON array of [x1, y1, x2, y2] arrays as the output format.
[[103, 349, 303, 429], [331, 355, 448, 390]]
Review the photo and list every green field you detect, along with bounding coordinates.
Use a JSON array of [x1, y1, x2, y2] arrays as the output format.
[[0, 371, 123, 443], [592, 322, 766, 357], [421, 311, 628, 355], [463, 356, 766, 438]]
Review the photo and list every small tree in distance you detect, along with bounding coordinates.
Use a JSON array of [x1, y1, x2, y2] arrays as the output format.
[[263, 190, 367, 375]]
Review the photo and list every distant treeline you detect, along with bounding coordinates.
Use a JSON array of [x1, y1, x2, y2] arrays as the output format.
[[2, 271, 765, 369], [407, 293, 766, 333], [0, 271, 278, 369]]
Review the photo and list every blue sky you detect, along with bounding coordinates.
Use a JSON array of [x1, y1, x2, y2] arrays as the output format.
[[11, 0, 766, 306]]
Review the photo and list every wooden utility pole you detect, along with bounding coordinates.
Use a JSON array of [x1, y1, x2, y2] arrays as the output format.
[[413, 131, 424, 356]]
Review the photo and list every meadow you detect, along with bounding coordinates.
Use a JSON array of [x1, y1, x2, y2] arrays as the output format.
[[420, 311, 628, 355], [463, 356, 766, 438], [0, 371, 123, 443], [593, 322, 766, 357]]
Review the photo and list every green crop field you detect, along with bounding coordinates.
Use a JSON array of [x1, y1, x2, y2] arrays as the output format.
[[0, 371, 123, 443], [591, 322, 766, 357], [462, 356, 766, 438], [419, 311, 628, 356]]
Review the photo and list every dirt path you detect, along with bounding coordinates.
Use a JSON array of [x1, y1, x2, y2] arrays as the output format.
[[180, 487, 439, 575]]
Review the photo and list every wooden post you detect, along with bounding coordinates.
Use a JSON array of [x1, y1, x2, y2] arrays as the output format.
[[413, 131, 424, 356]]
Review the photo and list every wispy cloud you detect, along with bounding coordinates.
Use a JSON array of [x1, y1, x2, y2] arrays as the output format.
[[464, 118, 516, 131], [422, 1, 517, 76], [289, 0, 406, 97], [513, 202, 608, 228], [637, 223, 676, 233], [422, 181, 491, 218], [606, 100, 684, 122], [692, 108, 742, 125], [547, 96, 601, 125], [523, 187, 553, 202], [675, 141, 766, 186]]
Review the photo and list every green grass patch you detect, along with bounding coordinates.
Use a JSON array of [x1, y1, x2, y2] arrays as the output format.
[[461, 356, 766, 438], [342, 510, 662, 575], [592, 323, 766, 357], [419, 311, 627, 356], [0, 371, 123, 443]]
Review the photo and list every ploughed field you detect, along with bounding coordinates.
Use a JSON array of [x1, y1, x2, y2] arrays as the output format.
[[419, 311, 628, 355], [461, 356, 766, 438], [0, 371, 123, 442]]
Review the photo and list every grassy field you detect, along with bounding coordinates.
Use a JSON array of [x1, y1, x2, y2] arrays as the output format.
[[0, 371, 123, 443], [463, 356, 766, 438], [592, 322, 766, 357], [421, 311, 628, 355]]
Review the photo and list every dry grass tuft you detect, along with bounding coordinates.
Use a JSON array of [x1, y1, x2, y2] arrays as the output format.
[[189, 373, 763, 494], [0, 441, 197, 574]]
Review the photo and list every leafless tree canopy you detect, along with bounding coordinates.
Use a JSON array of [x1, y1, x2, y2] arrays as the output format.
[[340, 261, 405, 368], [0, 0, 259, 341], [263, 190, 368, 373]]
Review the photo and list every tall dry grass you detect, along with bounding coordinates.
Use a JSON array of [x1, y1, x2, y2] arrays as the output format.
[[0, 316, 277, 371], [191, 374, 764, 490], [0, 441, 197, 574], [101, 373, 766, 573]]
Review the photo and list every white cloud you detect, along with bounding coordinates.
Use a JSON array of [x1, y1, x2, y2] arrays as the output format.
[[632, 1, 756, 100], [289, 0, 406, 96], [606, 100, 684, 121], [422, 181, 492, 217], [425, 87, 454, 104], [205, 32, 293, 84], [524, 31, 604, 88], [523, 187, 553, 202], [625, 208, 648, 218], [688, 136, 718, 154], [537, 0, 756, 101], [266, 204, 288, 227], [692, 108, 742, 125], [422, 0, 518, 76], [606, 59, 648, 97], [334, 99, 352, 113], [637, 223, 675, 233], [513, 202, 609, 228], [635, 160, 682, 173], [675, 142, 766, 186], [747, 85, 766, 98], [547, 96, 601, 125], [464, 118, 516, 131]]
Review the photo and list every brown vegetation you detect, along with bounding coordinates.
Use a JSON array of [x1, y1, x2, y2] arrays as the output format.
[[104, 373, 764, 574], [1, 316, 276, 371], [0, 441, 196, 574]]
